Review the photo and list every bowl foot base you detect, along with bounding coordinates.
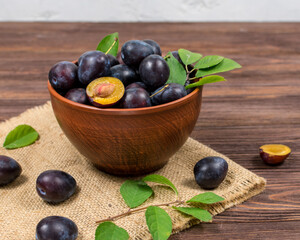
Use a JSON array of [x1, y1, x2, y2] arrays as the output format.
[[92, 161, 169, 177]]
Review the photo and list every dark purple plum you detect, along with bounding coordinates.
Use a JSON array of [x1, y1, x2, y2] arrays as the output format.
[[171, 51, 184, 66], [139, 55, 169, 90], [49, 61, 78, 93], [78, 51, 110, 85], [107, 54, 119, 67], [65, 88, 88, 104], [110, 64, 139, 86], [116, 52, 124, 65], [121, 40, 154, 68], [151, 83, 187, 105], [184, 80, 195, 94], [143, 39, 162, 55], [125, 82, 147, 90], [120, 88, 151, 108], [36, 216, 78, 240], [36, 170, 76, 203], [194, 156, 228, 189], [0, 155, 22, 185]]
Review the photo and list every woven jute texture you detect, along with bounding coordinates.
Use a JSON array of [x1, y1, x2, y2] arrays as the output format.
[[0, 102, 266, 240]]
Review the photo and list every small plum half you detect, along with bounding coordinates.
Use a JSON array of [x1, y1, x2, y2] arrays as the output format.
[[259, 144, 291, 165], [86, 77, 125, 108]]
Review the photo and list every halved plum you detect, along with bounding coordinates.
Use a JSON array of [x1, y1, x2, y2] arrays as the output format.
[[86, 77, 125, 108], [259, 144, 291, 165]]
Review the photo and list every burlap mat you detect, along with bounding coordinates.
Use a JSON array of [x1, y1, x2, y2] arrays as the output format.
[[0, 102, 266, 240]]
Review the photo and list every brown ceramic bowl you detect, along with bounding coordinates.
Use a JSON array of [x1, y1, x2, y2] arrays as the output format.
[[48, 81, 203, 176]]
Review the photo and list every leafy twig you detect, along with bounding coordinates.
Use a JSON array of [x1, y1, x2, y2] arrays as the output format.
[[95, 200, 184, 224]]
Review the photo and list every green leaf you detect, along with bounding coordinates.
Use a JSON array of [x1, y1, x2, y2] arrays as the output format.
[[95, 222, 129, 240], [185, 75, 225, 89], [145, 206, 172, 240], [96, 32, 119, 57], [194, 55, 224, 69], [186, 192, 224, 204], [195, 58, 241, 78], [173, 207, 212, 222], [142, 174, 178, 195], [178, 49, 202, 65], [3, 124, 39, 149], [165, 52, 186, 85], [120, 180, 153, 208]]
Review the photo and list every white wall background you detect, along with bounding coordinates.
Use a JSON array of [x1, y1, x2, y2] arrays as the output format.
[[0, 0, 299, 22]]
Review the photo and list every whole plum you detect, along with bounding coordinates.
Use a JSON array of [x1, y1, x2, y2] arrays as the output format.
[[194, 156, 228, 189], [36, 216, 78, 240], [171, 51, 184, 66], [139, 55, 169, 90], [65, 88, 88, 104], [184, 80, 195, 94], [121, 40, 154, 68], [107, 54, 119, 67], [36, 170, 76, 203], [116, 52, 124, 65], [0, 155, 22, 185], [110, 64, 139, 86], [143, 39, 162, 55], [125, 82, 147, 90], [49, 61, 78, 93], [78, 51, 110, 86], [151, 83, 187, 105], [121, 88, 151, 108]]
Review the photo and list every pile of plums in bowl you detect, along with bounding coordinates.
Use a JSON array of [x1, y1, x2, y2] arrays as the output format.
[[49, 39, 188, 109], [48, 33, 240, 176]]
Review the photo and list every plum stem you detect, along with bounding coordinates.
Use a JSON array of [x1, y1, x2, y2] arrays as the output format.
[[105, 37, 118, 55], [95, 199, 185, 224], [164, 54, 171, 60], [185, 67, 197, 81], [150, 84, 169, 98], [186, 73, 190, 82], [189, 68, 197, 74], [185, 64, 189, 73]]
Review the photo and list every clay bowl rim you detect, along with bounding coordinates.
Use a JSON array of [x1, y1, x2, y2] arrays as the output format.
[[48, 80, 202, 115]]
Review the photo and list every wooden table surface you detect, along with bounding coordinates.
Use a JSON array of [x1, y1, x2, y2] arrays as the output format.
[[0, 22, 299, 239]]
